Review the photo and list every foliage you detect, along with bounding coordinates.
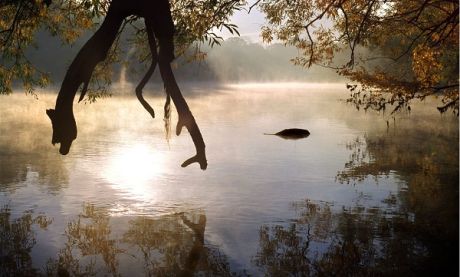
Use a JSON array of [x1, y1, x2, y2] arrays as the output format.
[[259, 0, 459, 114], [1, 0, 458, 113], [0, 0, 95, 94], [0, 0, 244, 97]]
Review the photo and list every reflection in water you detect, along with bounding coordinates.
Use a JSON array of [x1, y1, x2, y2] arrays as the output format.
[[123, 212, 235, 276], [0, 95, 70, 193], [0, 86, 458, 275], [104, 144, 165, 198], [0, 206, 52, 276], [337, 123, 458, 248], [45, 204, 122, 276], [0, 154, 69, 194], [255, 118, 458, 276], [42, 204, 237, 276], [254, 198, 457, 276]]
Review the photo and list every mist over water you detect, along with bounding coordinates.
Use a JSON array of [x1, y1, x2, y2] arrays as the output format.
[[28, 34, 345, 85], [0, 83, 458, 275]]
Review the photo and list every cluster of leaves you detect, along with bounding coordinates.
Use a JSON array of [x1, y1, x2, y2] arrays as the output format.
[[2, 0, 457, 113], [0, 0, 102, 95], [259, 0, 459, 114], [0, 0, 245, 98], [126, 0, 245, 73], [172, 0, 243, 50]]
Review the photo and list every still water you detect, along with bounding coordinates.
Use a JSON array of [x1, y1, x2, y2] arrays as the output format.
[[0, 83, 458, 276]]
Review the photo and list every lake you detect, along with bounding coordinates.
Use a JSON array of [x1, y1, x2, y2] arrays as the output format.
[[0, 83, 458, 276]]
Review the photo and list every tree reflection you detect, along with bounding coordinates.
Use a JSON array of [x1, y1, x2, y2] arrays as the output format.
[[123, 212, 236, 276], [336, 127, 458, 253], [254, 198, 457, 276], [255, 123, 458, 276], [0, 205, 52, 276], [46, 204, 238, 276], [254, 201, 331, 276], [45, 204, 122, 276]]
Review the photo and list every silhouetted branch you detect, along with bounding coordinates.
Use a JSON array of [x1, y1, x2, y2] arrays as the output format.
[[134, 24, 159, 119], [157, 50, 207, 169], [248, 0, 262, 13], [48, 0, 207, 169], [437, 96, 459, 113]]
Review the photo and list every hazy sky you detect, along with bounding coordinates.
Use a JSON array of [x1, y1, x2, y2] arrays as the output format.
[[223, 3, 334, 44], [218, 1, 266, 42]]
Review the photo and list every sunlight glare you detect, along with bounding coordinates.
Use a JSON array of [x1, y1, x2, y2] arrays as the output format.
[[104, 144, 165, 198]]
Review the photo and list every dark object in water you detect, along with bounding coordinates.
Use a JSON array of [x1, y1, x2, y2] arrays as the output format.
[[265, 128, 310, 140]]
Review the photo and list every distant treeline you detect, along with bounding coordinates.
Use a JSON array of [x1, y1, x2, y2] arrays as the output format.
[[179, 38, 346, 83], [27, 32, 344, 86]]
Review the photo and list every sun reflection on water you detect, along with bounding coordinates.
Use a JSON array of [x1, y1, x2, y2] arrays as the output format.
[[104, 143, 165, 200]]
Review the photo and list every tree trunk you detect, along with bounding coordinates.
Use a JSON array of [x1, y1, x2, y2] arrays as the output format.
[[49, 0, 207, 169]]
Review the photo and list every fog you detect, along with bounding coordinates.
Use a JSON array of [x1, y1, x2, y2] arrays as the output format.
[[26, 32, 345, 88], [1, 85, 457, 275]]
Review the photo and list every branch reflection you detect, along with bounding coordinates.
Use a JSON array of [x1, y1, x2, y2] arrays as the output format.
[[0, 205, 53, 276], [254, 197, 458, 276], [45, 204, 237, 276], [254, 124, 458, 276]]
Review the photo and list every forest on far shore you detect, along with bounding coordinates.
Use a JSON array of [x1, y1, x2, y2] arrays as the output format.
[[27, 34, 346, 85]]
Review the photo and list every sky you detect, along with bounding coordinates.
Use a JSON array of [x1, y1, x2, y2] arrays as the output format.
[[217, 2, 333, 44], [217, 2, 266, 43]]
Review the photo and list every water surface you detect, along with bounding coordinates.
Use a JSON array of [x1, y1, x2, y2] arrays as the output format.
[[1, 83, 458, 276]]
